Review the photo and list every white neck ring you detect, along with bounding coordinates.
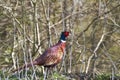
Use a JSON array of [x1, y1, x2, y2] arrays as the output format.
[[61, 40, 66, 43]]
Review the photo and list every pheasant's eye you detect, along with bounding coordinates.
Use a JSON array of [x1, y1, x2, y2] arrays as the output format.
[[64, 32, 69, 37]]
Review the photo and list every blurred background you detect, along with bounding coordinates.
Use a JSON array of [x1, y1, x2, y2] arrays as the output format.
[[0, 0, 120, 79]]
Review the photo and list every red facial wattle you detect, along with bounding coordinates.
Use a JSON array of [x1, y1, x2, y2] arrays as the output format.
[[64, 31, 69, 37]]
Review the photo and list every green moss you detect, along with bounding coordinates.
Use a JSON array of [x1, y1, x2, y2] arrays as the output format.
[[94, 74, 110, 80], [51, 72, 67, 80], [94, 74, 120, 80]]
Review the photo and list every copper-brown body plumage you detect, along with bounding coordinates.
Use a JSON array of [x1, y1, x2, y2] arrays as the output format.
[[12, 31, 69, 72]]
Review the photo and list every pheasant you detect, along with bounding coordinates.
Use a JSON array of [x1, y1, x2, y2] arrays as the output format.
[[12, 31, 69, 72]]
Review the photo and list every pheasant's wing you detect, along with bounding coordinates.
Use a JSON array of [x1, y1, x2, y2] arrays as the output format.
[[35, 45, 64, 67]]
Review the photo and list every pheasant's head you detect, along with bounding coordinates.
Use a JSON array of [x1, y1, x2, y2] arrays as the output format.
[[60, 31, 69, 42]]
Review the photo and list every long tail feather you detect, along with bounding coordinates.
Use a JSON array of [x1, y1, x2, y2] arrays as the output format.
[[12, 61, 38, 73]]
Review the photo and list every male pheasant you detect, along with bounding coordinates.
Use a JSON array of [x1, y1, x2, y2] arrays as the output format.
[[12, 31, 69, 72]]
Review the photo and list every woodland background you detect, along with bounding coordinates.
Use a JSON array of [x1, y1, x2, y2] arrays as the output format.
[[0, 0, 120, 80]]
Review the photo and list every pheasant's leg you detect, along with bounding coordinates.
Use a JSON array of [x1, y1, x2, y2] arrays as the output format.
[[43, 68, 48, 80]]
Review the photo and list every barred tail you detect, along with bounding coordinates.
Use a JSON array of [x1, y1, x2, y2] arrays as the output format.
[[12, 61, 38, 73]]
